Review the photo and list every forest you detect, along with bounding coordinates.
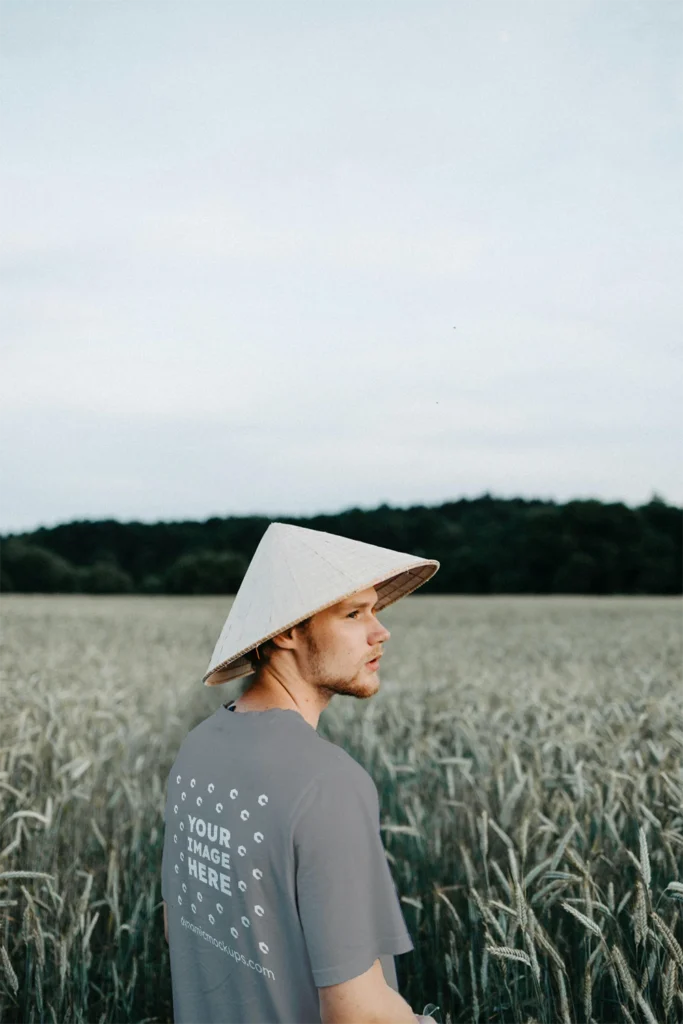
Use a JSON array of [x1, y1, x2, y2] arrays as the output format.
[[1, 493, 680, 595]]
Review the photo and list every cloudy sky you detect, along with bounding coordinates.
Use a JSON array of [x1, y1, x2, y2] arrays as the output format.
[[2, 0, 681, 536]]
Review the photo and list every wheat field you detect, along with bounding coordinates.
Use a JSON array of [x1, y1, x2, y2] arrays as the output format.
[[0, 593, 681, 1023]]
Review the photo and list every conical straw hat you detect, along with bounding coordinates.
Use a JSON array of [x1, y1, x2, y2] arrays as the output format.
[[202, 521, 439, 686]]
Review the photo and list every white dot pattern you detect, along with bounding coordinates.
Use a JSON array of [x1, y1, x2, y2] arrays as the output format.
[[167, 771, 272, 955]]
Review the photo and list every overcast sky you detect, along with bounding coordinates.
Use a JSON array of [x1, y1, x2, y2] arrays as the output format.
[[1, 0, 681, 536]]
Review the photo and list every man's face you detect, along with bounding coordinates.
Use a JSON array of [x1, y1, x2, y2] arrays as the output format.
[[293, 585, 391, 701]]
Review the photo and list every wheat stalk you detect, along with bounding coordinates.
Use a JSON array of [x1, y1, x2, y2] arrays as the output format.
[[633, 880, 648, 947], [635, 990, 659, 1024], [611, 943, 638, 1003], [638, 826, 651, 891], [486, 945, 532, 966], [0, 944, 18, 995], [583, 960, 592, 1022], [468, 946, 480, 1023], [551, 959, 571, 1024], [663, 956, 676, 1017], [560, 900, 603, 937], [651, 911, 683, 969]]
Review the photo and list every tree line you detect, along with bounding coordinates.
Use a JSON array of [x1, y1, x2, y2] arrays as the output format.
[[0, 493, 680, 596]]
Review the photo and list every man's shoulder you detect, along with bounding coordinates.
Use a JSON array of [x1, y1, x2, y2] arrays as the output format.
[[303, 747, 378, 810]]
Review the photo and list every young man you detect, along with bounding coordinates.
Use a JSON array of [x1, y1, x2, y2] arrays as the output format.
[[161, 521, 439, 1023]]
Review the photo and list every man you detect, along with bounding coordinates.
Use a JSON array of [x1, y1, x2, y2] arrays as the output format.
[[161, 521, 439, 1023]]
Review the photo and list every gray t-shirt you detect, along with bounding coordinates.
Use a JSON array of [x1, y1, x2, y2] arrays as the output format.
[[161, 700, 414, 1023]]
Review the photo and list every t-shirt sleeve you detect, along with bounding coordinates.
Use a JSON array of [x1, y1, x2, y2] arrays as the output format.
[[293, 768, 414, 988]]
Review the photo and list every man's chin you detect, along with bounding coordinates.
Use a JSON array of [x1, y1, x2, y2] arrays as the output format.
[[324, 673, 380, 698], [356, 672, 380, 696]]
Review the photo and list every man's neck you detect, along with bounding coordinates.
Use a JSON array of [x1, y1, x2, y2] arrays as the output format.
[[232, 675, 321, 729]]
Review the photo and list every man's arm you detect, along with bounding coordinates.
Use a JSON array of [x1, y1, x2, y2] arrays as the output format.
[[163, 899, 168, 943]]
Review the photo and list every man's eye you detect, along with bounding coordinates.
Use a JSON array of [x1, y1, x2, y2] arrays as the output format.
[[348, 610, 359, 618]]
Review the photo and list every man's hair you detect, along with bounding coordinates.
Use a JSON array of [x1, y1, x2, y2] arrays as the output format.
[[244, 615, 314, 670]]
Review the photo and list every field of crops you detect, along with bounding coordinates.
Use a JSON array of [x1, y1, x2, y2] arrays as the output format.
[[1, 593, 681, 1023]]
